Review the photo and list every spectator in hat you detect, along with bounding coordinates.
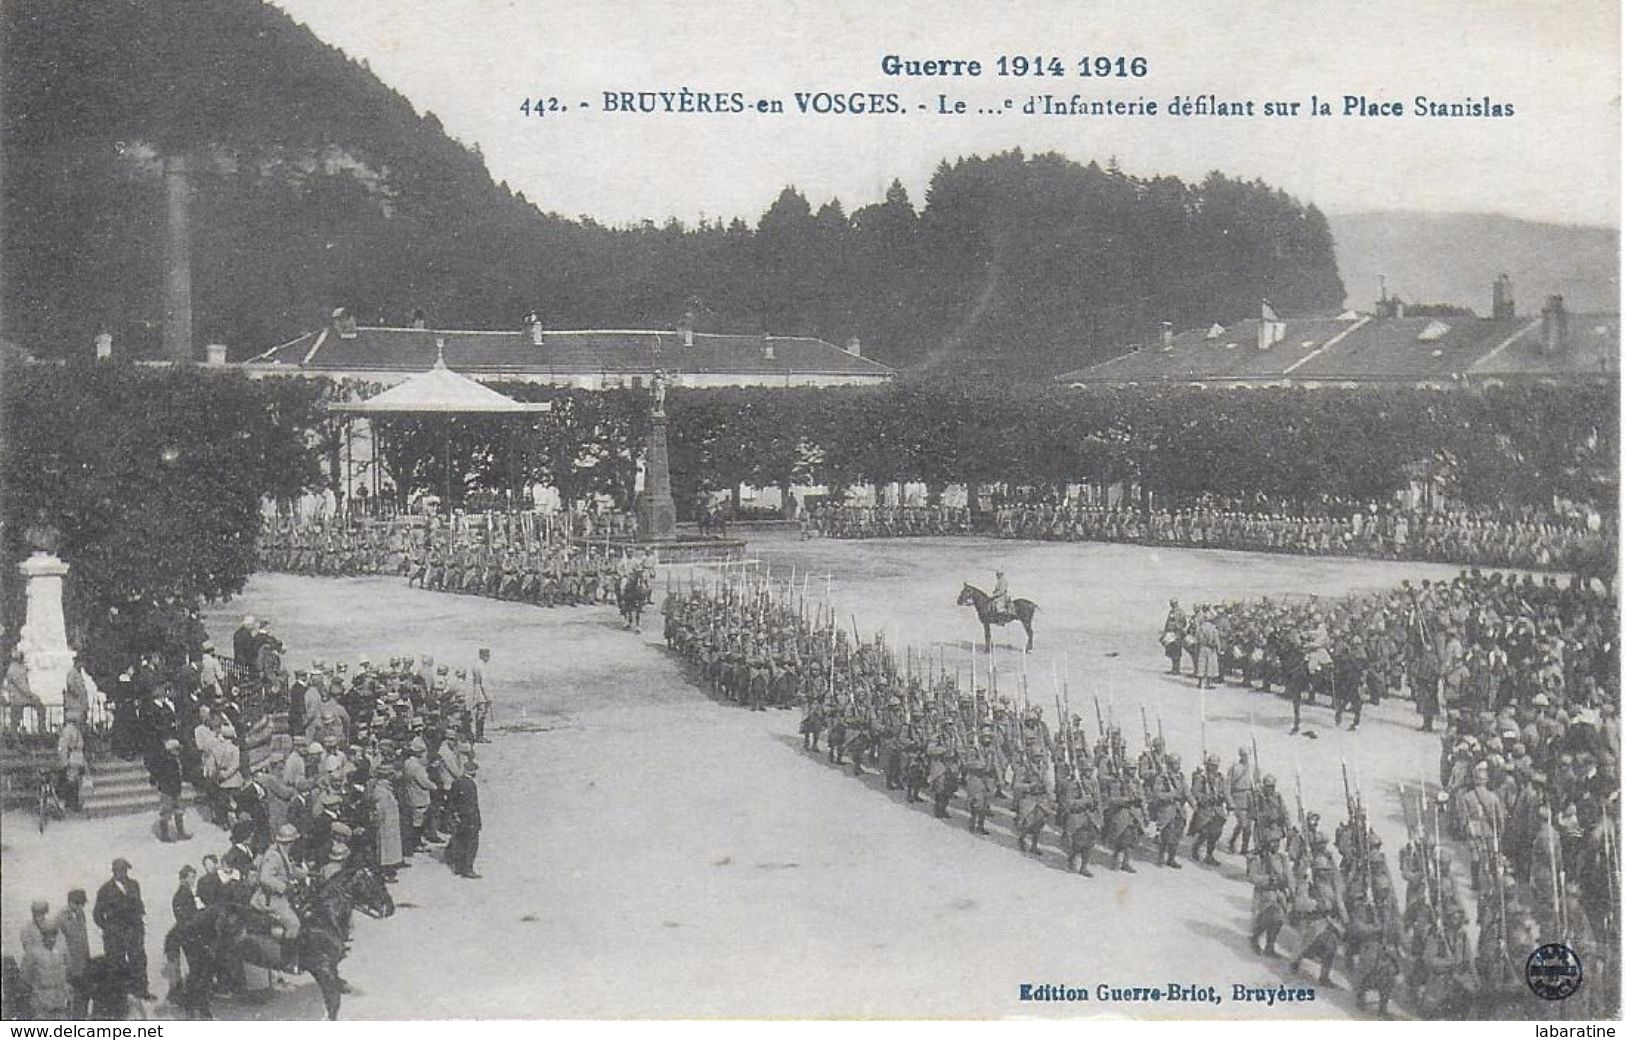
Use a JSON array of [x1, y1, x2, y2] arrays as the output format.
[[93, 858, 151, 999], [446, 760, 482, 879], [152, 738, 189, 843], [402, 737, 435, 852], [369, 763, 404, 880], [19, 899, 51, 955], [232, 617, 257, 678], [198, 641, 225, 701], [21, 917, 70, 1019], [57, 890, 90, 1018], [56, 712, 87, 812]]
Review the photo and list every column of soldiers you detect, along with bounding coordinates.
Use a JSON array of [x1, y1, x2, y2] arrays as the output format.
[[984, 503, 1605, 573], [808, 498, 1605, 572], [806, 504, 975, 539], [260, 514, 645, 608], [663, 572, 1616, 1018]]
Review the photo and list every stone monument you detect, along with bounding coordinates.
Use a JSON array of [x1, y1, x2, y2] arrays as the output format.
[[17, 551, 74, 727], [635, 369, 677, 541]]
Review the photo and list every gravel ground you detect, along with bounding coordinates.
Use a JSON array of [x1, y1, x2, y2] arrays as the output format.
[[2, 536, 1482, 1019]]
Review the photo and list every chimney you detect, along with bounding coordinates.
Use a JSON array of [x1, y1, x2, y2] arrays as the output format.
[[845, 336, 862, 358], [161, 154, 194, 360], [1541, 294, 1568, 353], [331, 307, 359, 339], [678, 308, 696, 348], [1160, 321, 1174, 350], [1492, 274, 1515, 320], [204, 343, 228, 365], [410, 308, 427, 330], [524, 311, 544, 346], [94, 327, 113, 360]]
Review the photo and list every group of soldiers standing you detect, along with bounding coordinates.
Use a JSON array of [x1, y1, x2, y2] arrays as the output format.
[[803, 498, 1605, 573]]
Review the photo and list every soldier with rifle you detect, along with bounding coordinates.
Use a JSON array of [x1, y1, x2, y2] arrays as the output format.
[[1150, 751, 1190, 869], [1290, 847, 1347, 985], [1013, 761, 1051, 855], [1252, 774, 1290, 851], [1103, 759, 1147, 873], [927, 729, 960, 820], [1188, 753, 1230, 866], [1247, 831, 1293, 957], [963, 731, 997, 835], [1226, 746, 1256, 855], [1060, 761, 1104, 877]]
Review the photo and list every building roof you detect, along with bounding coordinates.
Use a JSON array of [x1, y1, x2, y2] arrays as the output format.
[[246, 325, 893, 379], [1059, 311, 1619, 385]]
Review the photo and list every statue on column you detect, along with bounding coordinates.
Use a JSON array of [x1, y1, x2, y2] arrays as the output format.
[[651, 368, 668, 417]]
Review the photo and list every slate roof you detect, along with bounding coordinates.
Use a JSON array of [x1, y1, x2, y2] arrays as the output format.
[[1059, 313, 1619, 385], [246, 326, 893, 379]]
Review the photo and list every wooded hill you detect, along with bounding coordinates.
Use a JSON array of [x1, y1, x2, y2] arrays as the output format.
[[4, 0, 1344, 377]]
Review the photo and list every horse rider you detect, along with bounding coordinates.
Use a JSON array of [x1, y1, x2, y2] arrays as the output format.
[[255, 823, 306, 945], [990, 570, 1012, 616]]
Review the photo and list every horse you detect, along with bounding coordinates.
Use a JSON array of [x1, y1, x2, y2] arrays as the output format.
[[956, 583, 1038, 653], [617, 570, 652, 631], [168, 868, 393, 1020]]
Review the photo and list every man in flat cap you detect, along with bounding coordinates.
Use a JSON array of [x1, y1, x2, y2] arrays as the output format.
[[94, 858, 151, 999]]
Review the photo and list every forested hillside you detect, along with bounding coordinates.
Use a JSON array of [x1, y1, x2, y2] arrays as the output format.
[[3, 0, 1345, 375]]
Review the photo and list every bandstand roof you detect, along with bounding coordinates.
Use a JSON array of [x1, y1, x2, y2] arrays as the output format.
[[328, 352, 551, 414]]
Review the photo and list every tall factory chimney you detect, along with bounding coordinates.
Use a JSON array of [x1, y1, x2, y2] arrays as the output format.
[[162, 154, 194, 360]]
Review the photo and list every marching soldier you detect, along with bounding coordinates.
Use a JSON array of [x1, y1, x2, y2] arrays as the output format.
[[963, 732, 997, 835], [1103, 767, 1147, 873], [927, 733, 959, 820], [1226, 746, 1256, 855], [1013, 763, 1050, 855], [1291, 848, 1346, 984], [1060, 764, 1104, 877], [1251, 774, 1290, 851], [1247, 834, 1293, 957], [1150, 752, 1189, 869], [1188, 754, 1230, 866]]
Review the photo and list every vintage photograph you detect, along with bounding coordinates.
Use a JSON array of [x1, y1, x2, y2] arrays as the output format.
[[0, 0, 1619, 1024]]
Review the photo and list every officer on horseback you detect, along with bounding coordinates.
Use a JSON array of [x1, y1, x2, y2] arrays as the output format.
[[990, 570, 1012, 616]]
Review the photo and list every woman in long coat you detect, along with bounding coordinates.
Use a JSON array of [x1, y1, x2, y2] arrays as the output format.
[[370, 766, 404, 879]]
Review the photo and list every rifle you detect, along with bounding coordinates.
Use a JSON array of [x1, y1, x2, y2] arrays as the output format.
[[1294, 762, 1306, 836], [1093, 695, 1105, 741]]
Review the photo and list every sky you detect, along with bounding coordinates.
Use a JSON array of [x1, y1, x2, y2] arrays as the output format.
[[270, 0, 1621, 229]]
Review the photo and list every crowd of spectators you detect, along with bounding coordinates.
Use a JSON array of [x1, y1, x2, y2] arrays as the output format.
[[6, 620, 494, 1018]]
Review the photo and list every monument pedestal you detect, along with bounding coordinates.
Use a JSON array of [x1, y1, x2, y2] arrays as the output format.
[[635, 412, 678, 541], [18, 552, 73, 728]]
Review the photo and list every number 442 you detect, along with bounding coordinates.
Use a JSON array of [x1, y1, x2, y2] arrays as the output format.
[[520, 97, 562, 116]]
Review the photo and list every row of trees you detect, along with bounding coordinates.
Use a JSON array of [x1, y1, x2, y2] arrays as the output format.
[[349, 378, 1616, 518], [2, 360, 1613, 676], [5, 0, 1345, 377]]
